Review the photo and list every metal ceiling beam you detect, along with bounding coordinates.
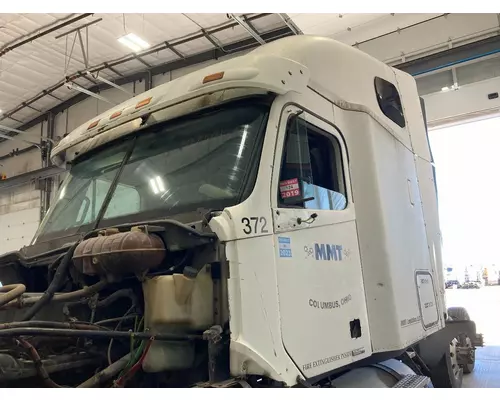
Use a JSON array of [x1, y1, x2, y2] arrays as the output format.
[[0, 13, 275, 126], [134, 55, 152, 68], [277, 14, 302, 35], [0, 23, 294, 183], [0, 145, 38, 162], [81, 74, 97, 85], [44, 91, 63, 102], [66, 82, 118, 105], [23, 103, 42, 113], [77, 29, 89, 69], [231, 14, 266, 45], [7, 116, 23, 124], [201, 28, 226, 52], [104, 63, 124, 77], [0, 132, 41, 148], [0, 165, 64, 191], [0, 124, 43, 148], [394, 33, 500, 76], [54, 18, 103, 40], [354, 14, 449, 47], [5, 24, 294, 138], [242, 16, 264, 40], [0, 14, 93, 58], [89, 72, 134, 96], [165, 42, 184, 59], [92, 13, 272, 71]]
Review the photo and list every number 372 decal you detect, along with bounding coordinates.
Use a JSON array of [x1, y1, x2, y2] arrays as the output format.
[[241, 217, 269, 235]]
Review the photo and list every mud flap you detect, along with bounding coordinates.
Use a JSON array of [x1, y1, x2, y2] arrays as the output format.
[[416, 320, 476, 388], [417, 320, 477, 369]]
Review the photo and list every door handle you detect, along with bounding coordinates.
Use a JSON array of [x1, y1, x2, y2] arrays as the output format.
[[297, 213, 318, 225]]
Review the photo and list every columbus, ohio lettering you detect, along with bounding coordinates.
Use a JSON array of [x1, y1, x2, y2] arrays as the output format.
[[309, 294, 352, 310]]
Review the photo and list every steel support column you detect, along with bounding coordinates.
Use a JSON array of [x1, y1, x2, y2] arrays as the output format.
[[39, 113, 56, 220]]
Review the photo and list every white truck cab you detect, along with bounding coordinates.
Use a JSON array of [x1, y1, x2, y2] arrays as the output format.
[[0, 35, 481, 388]]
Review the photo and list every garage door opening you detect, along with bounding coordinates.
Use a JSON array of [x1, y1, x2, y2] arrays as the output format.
[[429, 115, 500, 345], [430, 116, 500, 284]]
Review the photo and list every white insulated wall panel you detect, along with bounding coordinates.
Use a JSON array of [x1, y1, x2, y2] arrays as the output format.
[[423, 76, 500, 126], [0, 184, 40, 253]]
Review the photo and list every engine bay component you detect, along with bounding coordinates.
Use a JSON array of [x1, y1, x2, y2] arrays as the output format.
[[73, 227, 166, 281], [143, 266, 214, 329], [142, 266, 214, 372], [0, 284, 26, 307], [0, 352, 97, 385]]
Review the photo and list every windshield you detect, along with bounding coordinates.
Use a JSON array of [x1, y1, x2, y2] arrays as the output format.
[[33, 99, 270, 244]]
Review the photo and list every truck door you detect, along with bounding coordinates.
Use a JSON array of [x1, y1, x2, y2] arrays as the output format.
[[271, 105, 371, 378]]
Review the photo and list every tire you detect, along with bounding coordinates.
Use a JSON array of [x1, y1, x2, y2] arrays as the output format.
[[447, 307, 476, 375], [447, 307, 470, 321], [429, 340, 462, 388]]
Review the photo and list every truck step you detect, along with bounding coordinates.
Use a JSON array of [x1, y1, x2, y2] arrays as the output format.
[[392, 374, 431, 388]]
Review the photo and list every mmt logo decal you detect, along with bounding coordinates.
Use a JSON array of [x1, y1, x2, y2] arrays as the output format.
[[314, 244, 343, 261]]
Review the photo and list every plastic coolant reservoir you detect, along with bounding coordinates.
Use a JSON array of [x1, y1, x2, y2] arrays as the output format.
[[142, 266, 214, 372]]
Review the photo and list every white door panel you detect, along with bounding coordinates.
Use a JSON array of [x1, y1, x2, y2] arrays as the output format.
[[274, 216, 370, 377], [271, 105, 371, 378]]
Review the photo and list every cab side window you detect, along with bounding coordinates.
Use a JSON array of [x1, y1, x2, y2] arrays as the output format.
[[374, 77, 406, 128], [278, 116, 347, 210]]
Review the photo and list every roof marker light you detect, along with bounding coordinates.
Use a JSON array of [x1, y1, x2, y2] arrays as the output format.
[[203, 72, 224, 84], [87, 120, 100, 130], [135, 97, 152, 109], [110, 111, 123, 119]]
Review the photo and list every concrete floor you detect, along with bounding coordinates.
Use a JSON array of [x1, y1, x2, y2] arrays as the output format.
[[446, 285, 500, 388]]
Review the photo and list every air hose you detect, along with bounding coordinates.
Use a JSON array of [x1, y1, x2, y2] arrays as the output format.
[[21, 241, 80, 321]]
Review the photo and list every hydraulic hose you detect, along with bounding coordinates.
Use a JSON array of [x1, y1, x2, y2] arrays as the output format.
[[0, 279, 108, 310], [96, 289, 137, 308], [0, 320, 108, 331], [77, 353, 131, 388], [0, 327, 203, 341], [0, 284, 26, 307], [46, 279, 108, 303], [16, 338, 65, 388], [64, 288, 137, 310], [20, 246, 75, 321], [95, 315, 138, 326]]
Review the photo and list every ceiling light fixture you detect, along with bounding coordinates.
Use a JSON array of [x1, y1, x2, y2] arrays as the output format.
[[118, 33, 150, 52]]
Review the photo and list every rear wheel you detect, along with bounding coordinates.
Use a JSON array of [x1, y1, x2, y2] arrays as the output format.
[[447, 307, 476, 375], [429, 338, 462, 388]]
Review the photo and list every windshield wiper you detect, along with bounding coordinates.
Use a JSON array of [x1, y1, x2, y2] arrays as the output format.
[[92, 137, 138, 230]]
